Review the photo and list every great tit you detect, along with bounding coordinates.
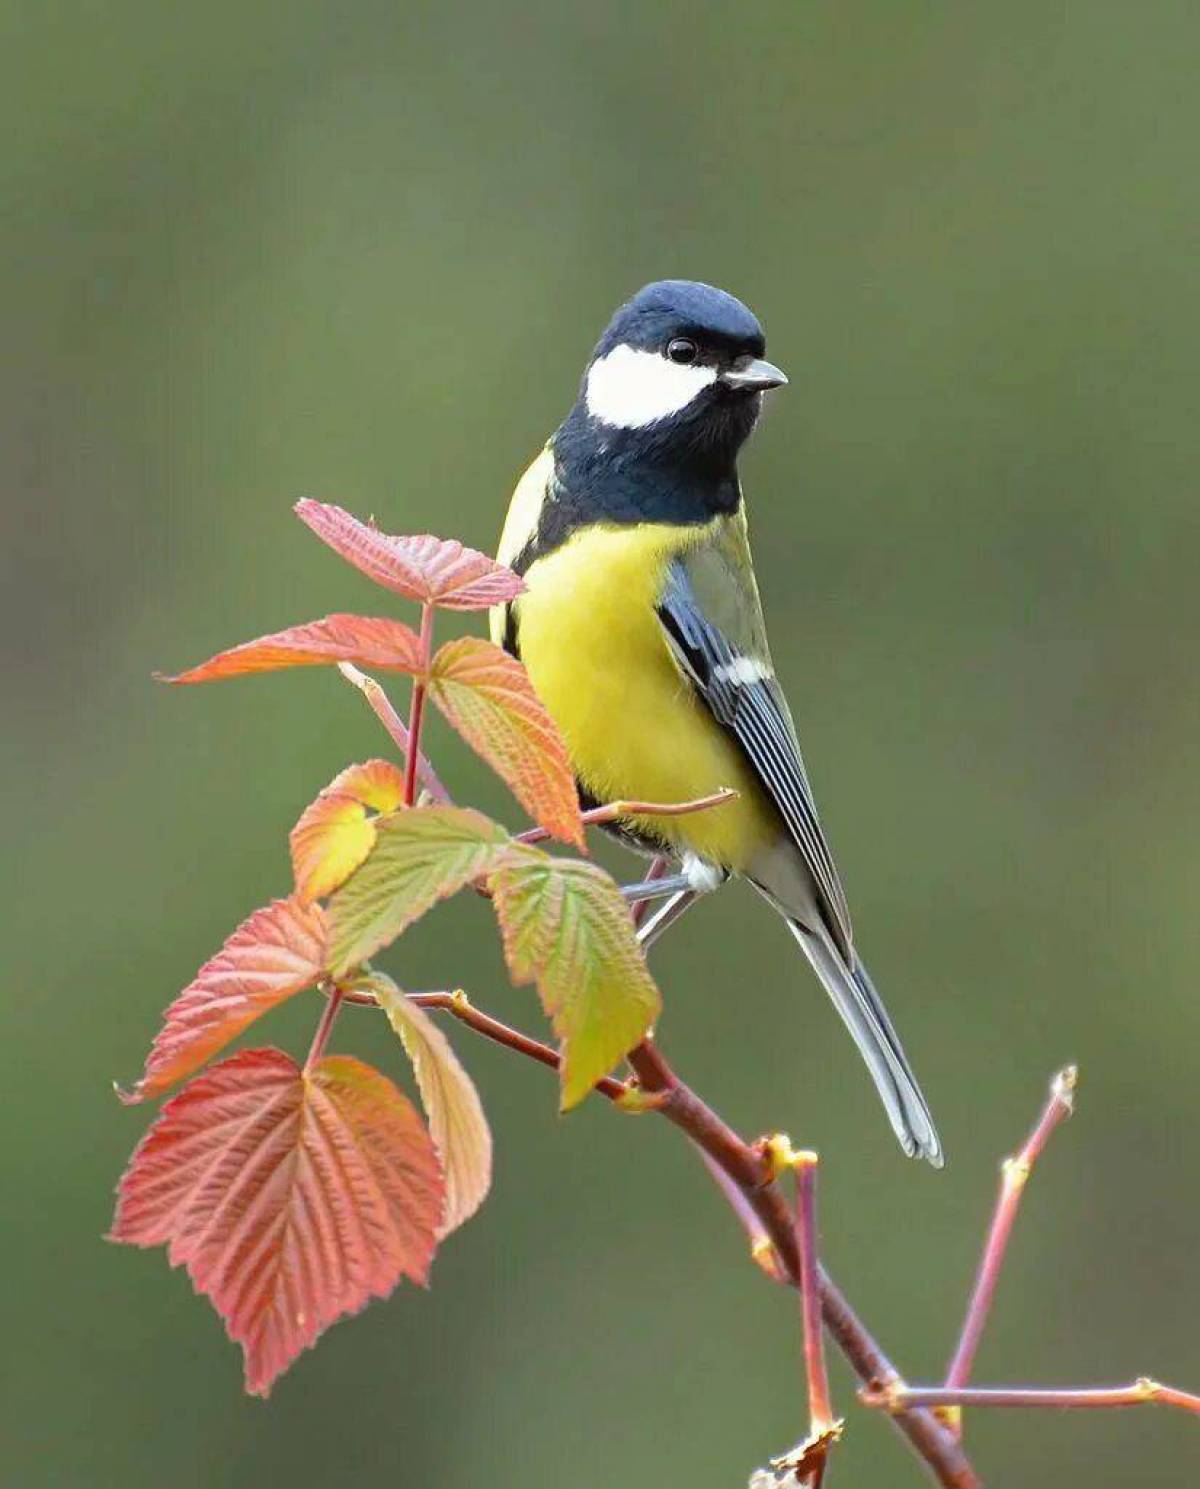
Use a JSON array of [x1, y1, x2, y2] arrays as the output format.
[[491, 279, 941, 1165]]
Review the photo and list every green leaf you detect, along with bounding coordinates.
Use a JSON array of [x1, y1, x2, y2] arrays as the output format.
[[368, 974, 493, 1237], [327, 806, 510, 976], [489, 847, 661, 1109]]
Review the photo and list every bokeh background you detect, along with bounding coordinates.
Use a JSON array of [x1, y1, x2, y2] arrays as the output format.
[[6, 3, 1200, 1485]]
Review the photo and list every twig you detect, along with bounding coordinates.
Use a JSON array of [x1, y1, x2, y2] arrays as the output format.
[[403, 603, 436, 806], [864, 1380, 1200, 1415], [337, 662, 449, 801], [691, 1141, 783, 1281], [513, 789, 737, 848], [794, 1154, 835, 1438], [944, 1066, 1077, 1390], [785, 1151, 842, 1487]]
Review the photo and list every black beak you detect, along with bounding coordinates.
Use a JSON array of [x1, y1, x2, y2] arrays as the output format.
[[721, 355, 788, 392]]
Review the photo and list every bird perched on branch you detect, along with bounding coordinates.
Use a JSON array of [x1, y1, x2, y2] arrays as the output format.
[[491, 280, 942, 1165]]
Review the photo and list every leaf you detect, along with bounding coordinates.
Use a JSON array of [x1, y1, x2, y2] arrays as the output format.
[[111, 1048, 443, 1396], [327, 806, 512, 977], [489, 848, 661, 1110], [290, 759, 409, 904], [295, 500, 523, 611], [121, 898, 328, 1103], [429, 637, 584, 849], [161, 614, 422, 684], [369, 975, 492, 1237]]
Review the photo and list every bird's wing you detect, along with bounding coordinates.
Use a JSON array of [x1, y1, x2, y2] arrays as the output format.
[[656, 522, 854, 959]]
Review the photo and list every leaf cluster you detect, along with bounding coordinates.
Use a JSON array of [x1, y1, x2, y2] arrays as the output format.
[[112, 502, 661, 1393]]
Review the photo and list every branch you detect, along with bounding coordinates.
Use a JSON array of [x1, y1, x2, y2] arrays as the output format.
[[944, 1066, 1077, 1390], [408, 990, 628, 1101], [624, 1040, 981, 1489], [370, 987, 977, 1484]]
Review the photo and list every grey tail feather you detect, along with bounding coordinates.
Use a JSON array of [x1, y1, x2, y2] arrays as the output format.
[[787, 920, 944, 1167]]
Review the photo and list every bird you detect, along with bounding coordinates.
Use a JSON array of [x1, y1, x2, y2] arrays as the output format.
[[490, 279, 942, 1165]]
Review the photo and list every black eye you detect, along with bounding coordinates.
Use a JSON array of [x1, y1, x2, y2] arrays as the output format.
[[666, 337, 699, 365]]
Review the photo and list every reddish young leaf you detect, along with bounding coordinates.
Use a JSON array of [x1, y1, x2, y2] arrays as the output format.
[[111, 1049, 443, 1396], [488, 847, 661, 1110], [429, 637, 585, 849], [290, 759, 409, 904], [370, 974, 493, 1237], [121, 898, 328, 1103], [295, 499, 523, 611], [327, 806, 512, 977], [161, 614, 423, 684]]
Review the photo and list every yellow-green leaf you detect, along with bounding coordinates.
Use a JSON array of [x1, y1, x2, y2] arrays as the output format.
[[327, 806, 511, 977], [368, 974, 493, 1237], [489, 847, 661, 1109]]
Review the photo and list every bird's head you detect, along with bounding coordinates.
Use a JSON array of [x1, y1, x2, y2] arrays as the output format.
[[578, 280, 787, 463]]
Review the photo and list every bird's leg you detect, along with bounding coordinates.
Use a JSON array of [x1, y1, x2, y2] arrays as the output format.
[[637, 888, 700, 950], [621, 853, 727, 906], [621, 872, 696, 904], [629, 855, 671, 930]]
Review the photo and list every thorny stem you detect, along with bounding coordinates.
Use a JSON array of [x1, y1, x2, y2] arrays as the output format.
[[403, 603, 436, 807], [336, 662, 449, 802], [304, 985, 344, 1070], [944, 1066, 1078, 1391], [863, 1380, 1200, 1415]]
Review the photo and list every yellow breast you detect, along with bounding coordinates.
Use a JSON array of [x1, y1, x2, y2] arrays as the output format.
[[512, 520, 777, 868]]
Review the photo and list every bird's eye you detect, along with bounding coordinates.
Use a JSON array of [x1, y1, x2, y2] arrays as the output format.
[[666, 337, 699, 365]]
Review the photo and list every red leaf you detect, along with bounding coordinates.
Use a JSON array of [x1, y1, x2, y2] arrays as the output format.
[[295, 500, 523, 611], [429, 637, 584, 848], [161, 614, 422, 684], [111, 1048, 444, 1396], [290, 759, 409, 904], [122, 898, 328, 1102]]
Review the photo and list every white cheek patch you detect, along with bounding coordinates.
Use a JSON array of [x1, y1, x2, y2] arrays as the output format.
[[714, 656, 773, 686], [585, 344, 717, 429]]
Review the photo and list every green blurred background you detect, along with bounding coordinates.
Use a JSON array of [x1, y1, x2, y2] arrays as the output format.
[[6, 2, 1199, 1484]]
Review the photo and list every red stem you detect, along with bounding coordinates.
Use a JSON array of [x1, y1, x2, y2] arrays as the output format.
[[944, 1067, 1077, 1390], [409, 991, 628, 1100], [336, 662, 450, 801], [403, 603, 435, 807], [304, 986, 344, 1070], [794, 1154, 835, 1435]]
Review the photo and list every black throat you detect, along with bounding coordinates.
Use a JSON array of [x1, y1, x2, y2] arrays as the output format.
[[512, 399, 748, 574]]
